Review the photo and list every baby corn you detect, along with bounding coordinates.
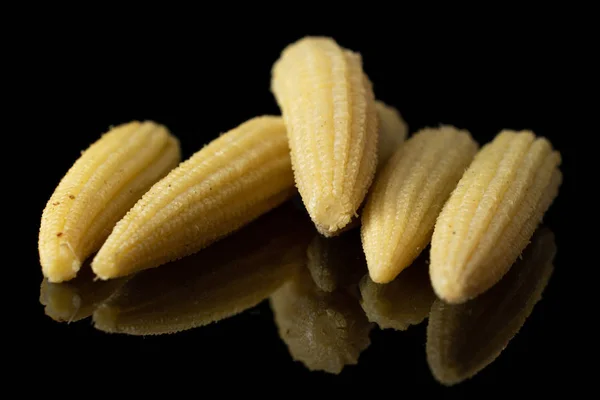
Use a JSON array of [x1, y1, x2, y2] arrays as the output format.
[[92, 116, 295, 280], [375, 100, 408, 168], [271, 36, 378, 236], [361, 126, 478, 283], [430, 130, 562, 303], [39, 121, 181, 282]]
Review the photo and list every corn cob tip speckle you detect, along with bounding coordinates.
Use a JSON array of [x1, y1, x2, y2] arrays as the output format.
[[39, 121, 181, 283], [271, 36, 379, 237], [430, 130, 562, 304]]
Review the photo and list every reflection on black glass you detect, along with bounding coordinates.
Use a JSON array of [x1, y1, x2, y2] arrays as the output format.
[[91, 203, 314, 335], [359, 248, 436, 331], [270, 267, 373, 374], [426, 227, 556, 386], [306, 229, 367, 293], [40, 258, 129, 323]]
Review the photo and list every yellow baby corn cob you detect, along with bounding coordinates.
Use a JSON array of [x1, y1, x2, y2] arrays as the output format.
[[430, 130, 562, 303], [359, 251, 436, 331], [270, 265, 373, 374], [39, 121, 181, 283], [361, 126, 478, 284], [271, 36, 379, 236], [94, 204, 313, 335], [375, 100, 408, 168], [39, 259, 129, 323], [426, 227, 555, 386], [92, 116, 295, 280]]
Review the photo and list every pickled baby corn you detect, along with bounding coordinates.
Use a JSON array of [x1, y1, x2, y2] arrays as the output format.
[[361, 126, 478, 283], [426, 227, 555, 385], [92, 116, 295, 279], [39, 121, 181, 283], [375, 100, 408, 168], [430, 130, 562, 303], [271, 36, 379, 236]]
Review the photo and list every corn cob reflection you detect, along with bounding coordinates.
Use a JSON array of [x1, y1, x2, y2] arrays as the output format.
[[426, 227, 555, 386], [359, 249, 436, 331], [93, 203, 313, 335]]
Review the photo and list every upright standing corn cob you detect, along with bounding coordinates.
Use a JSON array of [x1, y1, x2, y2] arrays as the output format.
[[92, 116, 295, 280], [361, 126, 478, 283], [426, 227, 555, 386], [271, 36, 379, 236], [375, 100, 408, 168], [39, 121, 181, 283], [430, 130, 562, 304]]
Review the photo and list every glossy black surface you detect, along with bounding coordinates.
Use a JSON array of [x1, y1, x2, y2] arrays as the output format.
[[22, 23, 580, 390]]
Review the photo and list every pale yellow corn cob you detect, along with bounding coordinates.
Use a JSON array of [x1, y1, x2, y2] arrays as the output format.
[[271, 36, 379, 236], [92, 116, 295, 280], [94, 204, 313, 335], [270, 265, 373, 374], [359, 251, 436, 331], [361, 126, 479, 284], [39, 259, 129, 323], [375, 100, 408, 168], [430, 130, 562, 303], [306, 229, 367, 293], [39, 121, 181, 283], [426, 227, 555, 386]]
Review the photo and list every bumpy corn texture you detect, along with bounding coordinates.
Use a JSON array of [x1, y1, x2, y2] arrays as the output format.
[[271, 37, 378, 236], [39, 259, 129, 323], [92, 116, 295, 280], [430, 130, 561, 303], [375, 100, 408, 168], [306, 229, 367, 293], [426, 227, 555, 386], [39, 121, 181, 283], [270, 265, 373, 374], [361, 126, 478, 283], [94, 204, 312, 335], [359, 250, 436, 331]]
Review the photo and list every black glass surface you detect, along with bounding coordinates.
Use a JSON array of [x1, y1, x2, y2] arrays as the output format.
[[23, 24, 578, 390]]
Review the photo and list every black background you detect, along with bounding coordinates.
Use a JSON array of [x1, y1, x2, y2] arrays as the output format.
[[15, 12, 585, 393]]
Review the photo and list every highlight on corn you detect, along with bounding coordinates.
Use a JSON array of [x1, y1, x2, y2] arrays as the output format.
[[92, 115, 295, 280], [38, 121, 181, 283], [271, 36, 379, 237], [430, 130, 562, 304], [361, 126, 478, 284]]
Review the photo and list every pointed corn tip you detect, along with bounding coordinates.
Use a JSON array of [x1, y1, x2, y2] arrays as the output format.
[[367, 265, 396, 284], [430, 268, 472, 304], [42, 244, 82, 283]]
